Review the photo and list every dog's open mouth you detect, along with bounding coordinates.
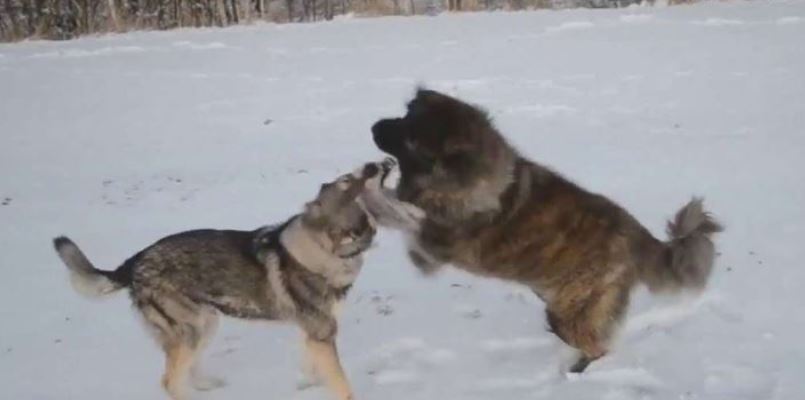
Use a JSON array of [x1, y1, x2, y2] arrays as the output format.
[[335, 231, 375, 259], [338, 245, 367, 259]]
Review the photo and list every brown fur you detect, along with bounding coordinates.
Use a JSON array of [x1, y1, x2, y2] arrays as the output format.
[[372, 88, 723, 372]]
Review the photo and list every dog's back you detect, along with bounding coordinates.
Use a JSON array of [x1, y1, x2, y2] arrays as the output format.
[[128, 229, 278, 318]]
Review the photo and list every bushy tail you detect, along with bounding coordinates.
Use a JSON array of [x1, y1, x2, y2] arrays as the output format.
[[640, 198, 724, 293], [53, 236, 131, 298]]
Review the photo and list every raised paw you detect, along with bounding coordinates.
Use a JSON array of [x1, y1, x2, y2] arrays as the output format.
[[380, 157, 397, 172], [380, 157, 397, 184]]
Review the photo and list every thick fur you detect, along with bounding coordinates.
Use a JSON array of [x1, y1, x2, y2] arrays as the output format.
[[53, 236, 132, 297], [371, 88, 723, 372], [53, 161, 395, 400]]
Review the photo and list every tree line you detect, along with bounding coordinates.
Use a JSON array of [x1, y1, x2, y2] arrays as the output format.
[[0, 0, 674, 42]]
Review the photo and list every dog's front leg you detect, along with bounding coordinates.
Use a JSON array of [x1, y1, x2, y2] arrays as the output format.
[[304, 337, 353, 400], [359, 187, 424, 233], [408, 248, 443, 275], [297, 330, 323, 391], [407, 239, 445, 276]]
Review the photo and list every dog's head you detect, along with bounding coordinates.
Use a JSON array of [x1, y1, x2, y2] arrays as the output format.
[[372, 89, 511, 198], [301, 163, 388, 258]]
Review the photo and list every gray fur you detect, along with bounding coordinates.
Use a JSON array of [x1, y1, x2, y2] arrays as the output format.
[[52, 160, 391, 399], [53, 237, 127, 298]]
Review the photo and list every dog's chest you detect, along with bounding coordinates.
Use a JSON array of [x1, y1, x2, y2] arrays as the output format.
[[415, 222, 482, 266], [415, 217, 553, 280]]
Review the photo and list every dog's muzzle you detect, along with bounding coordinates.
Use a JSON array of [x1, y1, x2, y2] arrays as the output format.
[[372, 118, 406, 156]]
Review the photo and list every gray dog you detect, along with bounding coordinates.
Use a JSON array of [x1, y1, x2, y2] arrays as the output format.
[[53, 160, 414, 400]]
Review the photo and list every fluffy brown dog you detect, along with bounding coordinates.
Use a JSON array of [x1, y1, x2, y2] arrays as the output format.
[[371, 88, 723, 372]]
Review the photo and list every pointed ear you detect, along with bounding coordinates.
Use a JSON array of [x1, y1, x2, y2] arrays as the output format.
[[415, 86, 437, 100], [415, 87, 449, 103], [302, 200, 326, 228], [341, 179, 367, 204], [305, 200, 321, 214]]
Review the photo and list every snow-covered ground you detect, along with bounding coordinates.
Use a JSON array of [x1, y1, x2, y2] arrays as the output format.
[[2, 1, 804, 399]]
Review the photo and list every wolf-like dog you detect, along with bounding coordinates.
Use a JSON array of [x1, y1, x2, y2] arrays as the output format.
[[371, 88, 723, 373], [53, 161, 403, 400]]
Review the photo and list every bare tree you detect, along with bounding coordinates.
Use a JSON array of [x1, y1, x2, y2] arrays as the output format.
[[323, 0, 330, 19], [286, 0, 294, 21], [1, 0, 667, 42], [240, 0, 251, 22], [107, 0, 122, 30], [4, 0, 21, 40]]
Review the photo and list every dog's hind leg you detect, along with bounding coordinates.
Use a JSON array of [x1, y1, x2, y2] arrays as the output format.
[[162, 341, 196, 400], [137, 293, 209, 400], [304, 337, 353, 400], [190, 310, 226, 391], [546, 281, 630, 374]]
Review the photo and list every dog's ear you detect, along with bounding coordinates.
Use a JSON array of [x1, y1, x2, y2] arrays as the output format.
[[340, 171, 376, 204], [302, 200, 327, 228], [414, 87, 446, 103]]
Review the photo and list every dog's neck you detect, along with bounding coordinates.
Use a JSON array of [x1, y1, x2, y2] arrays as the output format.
[[280, 217, 362, 288], [410, 159, 516, 226]]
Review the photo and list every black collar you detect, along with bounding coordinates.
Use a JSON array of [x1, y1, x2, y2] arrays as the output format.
[[252, 216, 296, 265]]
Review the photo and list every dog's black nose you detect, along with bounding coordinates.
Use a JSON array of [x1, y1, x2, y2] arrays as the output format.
[[370, 119, 388, 143], [372, 118, 403, 154]]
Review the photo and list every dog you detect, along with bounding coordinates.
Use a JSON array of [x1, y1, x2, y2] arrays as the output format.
[[371, 88, 723, 373], [53, 160, 405, 400]]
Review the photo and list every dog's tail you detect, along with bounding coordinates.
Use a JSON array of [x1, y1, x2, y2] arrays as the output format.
[[639, 198, 724, 293], [53, 236, 132, 298]]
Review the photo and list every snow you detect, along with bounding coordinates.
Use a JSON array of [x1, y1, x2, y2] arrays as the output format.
[[1, 1, 805, 399]]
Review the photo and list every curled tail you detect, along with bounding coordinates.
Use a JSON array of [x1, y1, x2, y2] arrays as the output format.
[[640, 198, 724, 293], [53, 236, 132, 298]]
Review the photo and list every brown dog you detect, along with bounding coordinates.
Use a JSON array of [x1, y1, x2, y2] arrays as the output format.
[[371, 88, 723, 372]]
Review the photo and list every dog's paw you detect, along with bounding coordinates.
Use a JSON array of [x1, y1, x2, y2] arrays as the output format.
[[380, 157, 397, 185], [192, 375, 227, 391], [408, 250, 443, 276], [402, 203, 426, 221], [380, 157, 397, 172], [296, 374, 323, 391]]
